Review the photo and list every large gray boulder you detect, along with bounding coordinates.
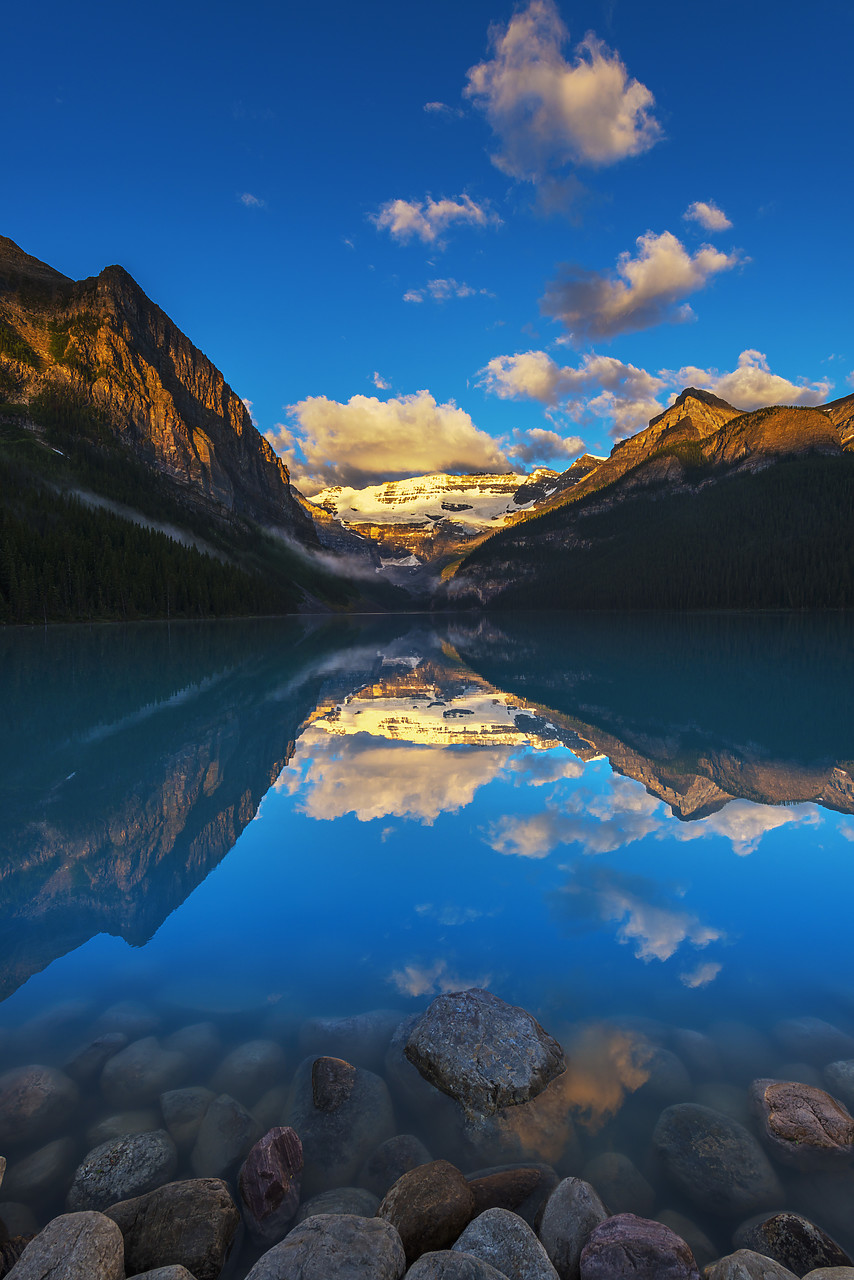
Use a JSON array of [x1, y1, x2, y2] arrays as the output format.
[[285, 1056, 395, 1197], [5, 1211, 123, 1280], [750, 1080, 854, 1169], [404, 990, 565, 1117], [210, 1040, 287, 1105], [452, 1207, 559, 1280], [100, 1039, 188, 1109], [406, 1254, 508, 1279], [0, 1066, 78, 1147], [190, 1093, 261, 1179], [105, 1177, 240, 1280], [579, 1214, 700, 1280], [653, 1104, 782, 1217], [537, 1177, 609, 1280], [67, 1130, 177, 1211], [244, 1213, 406, 1280]]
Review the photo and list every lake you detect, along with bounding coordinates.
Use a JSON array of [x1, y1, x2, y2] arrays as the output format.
[[2, 611, 854, 1264]]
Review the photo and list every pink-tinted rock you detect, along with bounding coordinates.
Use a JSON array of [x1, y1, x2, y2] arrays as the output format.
[[239, 1126, 303, 1245], [750, 1079, 854, 1169], [580, 1214, 700, 1280]]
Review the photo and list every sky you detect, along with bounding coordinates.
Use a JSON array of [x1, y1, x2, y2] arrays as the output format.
[[3, 0, 853, 492]]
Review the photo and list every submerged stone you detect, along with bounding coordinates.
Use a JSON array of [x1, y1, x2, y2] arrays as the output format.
[[404, 989, 566, 1117]]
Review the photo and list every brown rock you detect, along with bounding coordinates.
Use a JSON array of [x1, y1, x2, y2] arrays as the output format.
[[238, 1126, 303, 1245], [105, 1177, 240, 1280], [469, 1168, 543, 1216], [0, 1066, 78, 1147], [377, 1160, 476, 1264], [750, 1080, 854, 1168], [580, 1213, 700, 1280]]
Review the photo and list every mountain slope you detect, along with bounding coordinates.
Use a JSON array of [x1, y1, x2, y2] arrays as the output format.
[[444, 404, 853, 610], [0, 235, 313, 534]]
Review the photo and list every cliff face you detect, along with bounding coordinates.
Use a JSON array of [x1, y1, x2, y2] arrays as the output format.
[[0, 236, 314, 538]]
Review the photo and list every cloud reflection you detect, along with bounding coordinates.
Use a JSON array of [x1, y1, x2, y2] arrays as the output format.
[[552, 864, 723, 963], [388, 958, 492, 997], [670, 798, 820, 855], [282, 730, 512, 823]]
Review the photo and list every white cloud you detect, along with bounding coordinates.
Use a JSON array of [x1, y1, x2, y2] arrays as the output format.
[[684, 200, 732, 232], [424, 101, 464, 120], [542, 230, 741, 341], [404, 278, 492, 304], [388, 958, 491, 998], [241, 398, 258, 425], [373, 195, 499, 245], [480, 349, 665, 437], [372, 371, 391, 390], [507, 427, 585, 466], [464, 0, 661, 179], [674, 349, 832, 410], [554, 864, 723, 964], [239, 192, 265, 208], [480, 346, 832, 442], [267, 389, 511, 492], [486, 776, 663, 859], [680, 960, 722, 988]]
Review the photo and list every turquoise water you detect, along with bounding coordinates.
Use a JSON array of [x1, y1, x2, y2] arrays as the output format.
[[2, 612, 853, 1259]]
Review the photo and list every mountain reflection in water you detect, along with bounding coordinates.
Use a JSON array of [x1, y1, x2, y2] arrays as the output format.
[[1, 611, 852, 1022]]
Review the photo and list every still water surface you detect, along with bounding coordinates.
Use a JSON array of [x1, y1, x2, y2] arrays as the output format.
[[2, 612, 853, 1258]]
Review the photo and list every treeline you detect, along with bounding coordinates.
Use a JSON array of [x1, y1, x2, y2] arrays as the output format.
[[455, 454, 854, 611], [0, 456, 301, 623]]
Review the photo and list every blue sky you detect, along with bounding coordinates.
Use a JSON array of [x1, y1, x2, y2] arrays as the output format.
[[4, 0, 852, 490]]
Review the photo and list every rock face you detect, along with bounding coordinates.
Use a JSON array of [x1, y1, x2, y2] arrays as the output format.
[[452, 1208, 560, 1280], [750, 1080, 854, 1168], [66, 1130, 178, 1211], [0, 1066, 78, 1146], [244, 1213, 406, 1280], [285, 1056, 396, 1197], [652, 1104, 783, 1217], [376, 1161, 475, 1263], [537, 1177, 610, 1280], [4, 1211, 124, 1280], [0, 235, 314, 539], [105, 1178, 240, 1280], [404, 989, 566, 1117], [579, 1214, 700, 1280], [238, 1126, 303, 1245], [733, 1213, 851, 1276]]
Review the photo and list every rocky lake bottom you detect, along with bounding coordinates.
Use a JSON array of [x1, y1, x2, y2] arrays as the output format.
[[1, 612, 854, 1277]]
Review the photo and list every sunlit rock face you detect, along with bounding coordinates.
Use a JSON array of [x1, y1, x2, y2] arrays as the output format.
[[0, 235, 314, 540], [821, 390, 854, 448]]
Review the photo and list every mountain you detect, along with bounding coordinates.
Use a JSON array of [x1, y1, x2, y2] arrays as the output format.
[[0, 236, 413, 619], [443, 398, 854, 610], [0, 236, 312, 532], [302, 455, 603, 578]]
